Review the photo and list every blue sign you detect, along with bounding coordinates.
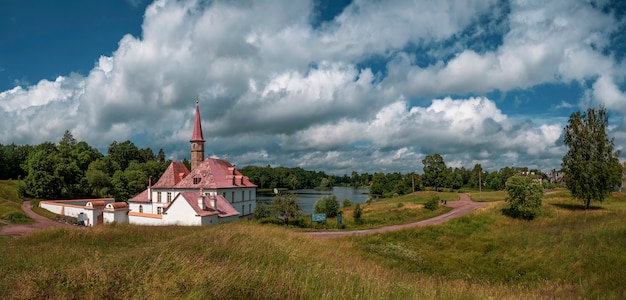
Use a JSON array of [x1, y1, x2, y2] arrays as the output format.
[[311, 213, 327, 223]]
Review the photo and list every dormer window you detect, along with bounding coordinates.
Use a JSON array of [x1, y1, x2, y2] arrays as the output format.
[[193, 177, 202, 184]]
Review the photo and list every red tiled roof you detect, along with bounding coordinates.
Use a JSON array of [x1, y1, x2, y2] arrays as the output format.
[[88, 201, 106, 207], [174, 192, 239, 218], [176, 158, 258, 189], [191, 103, 204, 142], [129, 189, 150, 203], [106, 202, 129, 209], [153, 162, 190, 188]]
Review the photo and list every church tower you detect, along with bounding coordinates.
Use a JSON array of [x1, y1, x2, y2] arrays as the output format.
[[190, 95, 205, 171]]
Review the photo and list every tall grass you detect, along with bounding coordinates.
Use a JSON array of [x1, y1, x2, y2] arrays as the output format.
[[2, 187, 626, 298], [0, 180, 31, 224]]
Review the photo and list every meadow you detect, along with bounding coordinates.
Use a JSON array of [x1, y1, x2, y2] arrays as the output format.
[[1, 182, 626, 299]]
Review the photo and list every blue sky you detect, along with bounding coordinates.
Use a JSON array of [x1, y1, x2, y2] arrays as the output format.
[[1, 0, 625, 175]]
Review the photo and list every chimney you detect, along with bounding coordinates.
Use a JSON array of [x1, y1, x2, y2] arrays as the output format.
[[211, 198, 217, 211], [148, 176, 152, 202], [198, 189, 206, 210]]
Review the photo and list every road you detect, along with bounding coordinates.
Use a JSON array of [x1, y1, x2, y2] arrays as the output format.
[[0, 200, 73, 236], [0, 193, 493, 237], [306, 193, 491, 237]]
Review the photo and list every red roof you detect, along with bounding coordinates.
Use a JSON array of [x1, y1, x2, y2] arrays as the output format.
[[153, 162, 190, 188], [174, 192, 239, 218], [129, 189, 150, 203], [176, 158, 257, 189], [191, 103, 204, 142]]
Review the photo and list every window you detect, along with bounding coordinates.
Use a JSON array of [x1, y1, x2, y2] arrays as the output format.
[[231, 192, 235, 203], [242, 205, 245, 215], [242, 191, 245, 201], [167, 192, 172, 202], [139, 205, 143, 213], [157, 192, 162, 203], [249, 190, 252, 201], [193, 177, 201, 184], [249, 204, 251, 215], [157, 207, 163, 215]]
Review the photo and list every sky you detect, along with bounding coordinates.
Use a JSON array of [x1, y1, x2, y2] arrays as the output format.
[[1, 0, 626, 175]]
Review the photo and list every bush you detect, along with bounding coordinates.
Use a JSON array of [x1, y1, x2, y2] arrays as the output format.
[[397, 202, 404, 208], [342, 199, 352, 208], [5, 212, 31, 224], [503, 175, 543, 220], [424, 195, 439, 211], [254, 202, 270, 219], [353, 203, 363, 224], [314, 195, 339, 218]]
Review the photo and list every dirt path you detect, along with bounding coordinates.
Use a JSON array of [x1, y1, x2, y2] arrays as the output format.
[[306, 193, 492, 238], [0, 193, 497, 237], [0, 201, 72, 236]]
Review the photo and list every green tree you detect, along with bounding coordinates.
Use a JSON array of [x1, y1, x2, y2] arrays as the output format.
[[470, 164, 483, 189], [269, 193, 302, 224], [562, 107, 622, 209], [503, 175, 543, 220], [313, 195, 339, 218], [86, 161, 111, 197], [370, 173, 387, 195], [422, 154, 448, 191], [108, 140, 141, 171], [111, 170, 130, 201]]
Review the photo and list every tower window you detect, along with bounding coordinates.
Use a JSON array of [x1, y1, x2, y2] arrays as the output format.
[[167, 192, 172, 202], [139, 205, 143, 213], [157, 192, 162, 203]]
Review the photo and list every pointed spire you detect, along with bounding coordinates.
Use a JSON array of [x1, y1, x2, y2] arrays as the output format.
[[191, 94, 204, 142]]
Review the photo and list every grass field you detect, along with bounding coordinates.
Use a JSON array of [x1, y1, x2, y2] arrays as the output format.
[[303, 191, 458, 230], [2, 184, 626, 299], [0, 180, 32, 225]]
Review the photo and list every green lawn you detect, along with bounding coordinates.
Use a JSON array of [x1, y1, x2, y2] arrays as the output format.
[[0, 180, 32, 224], [2, 186, 626, 298]]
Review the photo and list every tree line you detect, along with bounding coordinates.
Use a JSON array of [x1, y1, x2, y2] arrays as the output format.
[[0, 131, 171, 201]]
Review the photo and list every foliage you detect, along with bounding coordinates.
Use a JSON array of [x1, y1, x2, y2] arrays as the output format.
[[5, 212, 31, 224], [422, 154, 449, 191], [562, 106, 622, 209], [239, 165, 334, 190], [502, 175, 543, 220], [313, 195, 340, 218], [353, 203, 362, 224], [342, 198, 352, 208], [424, 195, 440, 211], [254, 202, 270, 219], [269, 193, 303, 224]]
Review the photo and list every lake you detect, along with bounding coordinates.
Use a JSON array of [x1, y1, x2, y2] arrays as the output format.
[[256, 186, 371, 214]]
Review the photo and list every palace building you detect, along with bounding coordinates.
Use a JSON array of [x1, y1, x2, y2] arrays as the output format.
[[40, 99, 257, 226]]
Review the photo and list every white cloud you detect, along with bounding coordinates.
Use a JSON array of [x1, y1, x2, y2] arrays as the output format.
[[0, 0, 623, 174]]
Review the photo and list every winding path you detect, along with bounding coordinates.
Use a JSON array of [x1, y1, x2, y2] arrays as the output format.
[[0, 200, 72, 236], [1, 194, 493, 237], [306, 193, 491, 238]]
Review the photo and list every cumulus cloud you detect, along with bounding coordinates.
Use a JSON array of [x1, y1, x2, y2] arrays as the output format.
[[0, 0, 624, 174]]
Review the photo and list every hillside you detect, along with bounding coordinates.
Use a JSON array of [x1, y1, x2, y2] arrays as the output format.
[[1, 188, 626, 298]]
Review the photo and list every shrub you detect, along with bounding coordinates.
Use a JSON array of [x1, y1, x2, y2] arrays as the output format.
[[353, 204, 363, 224], [314, 195, 339, 218], [342, 198, 352, 208], [503, 175, 543, 220], [254, 202, 270, 219], [424, 195, 439, 211], [397, 202, 404, 208], [5, 212, 31, 224]]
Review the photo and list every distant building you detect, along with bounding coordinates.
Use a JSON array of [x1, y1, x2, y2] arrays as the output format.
[[40, 98, 257, 226]]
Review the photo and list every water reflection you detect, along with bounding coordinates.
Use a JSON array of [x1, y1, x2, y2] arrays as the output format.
[[257, 186, 371, 214]]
